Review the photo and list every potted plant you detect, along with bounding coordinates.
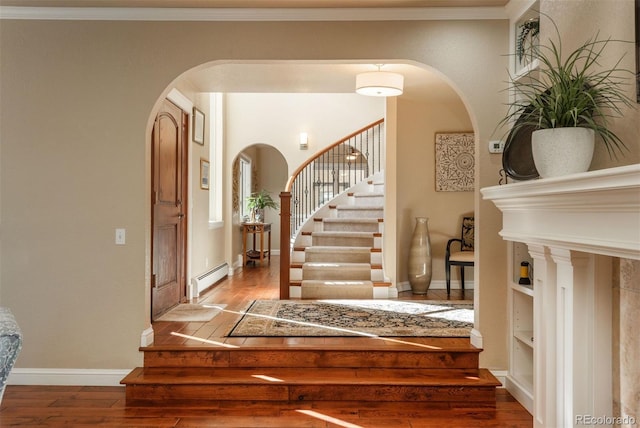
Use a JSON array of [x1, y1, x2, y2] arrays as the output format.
[[500, 16, 634, 178], [246, 189, 279, 223]]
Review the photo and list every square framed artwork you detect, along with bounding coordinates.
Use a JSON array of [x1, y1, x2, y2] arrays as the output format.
[[435, 132, 475, 192]]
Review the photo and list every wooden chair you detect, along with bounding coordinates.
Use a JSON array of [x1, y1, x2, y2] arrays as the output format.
[[445, 216, 474, 295]]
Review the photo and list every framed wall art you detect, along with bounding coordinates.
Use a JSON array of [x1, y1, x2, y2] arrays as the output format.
[[435, 132, 475, 192], [192, 107, 205, 145], [200, 158, 210, 190]]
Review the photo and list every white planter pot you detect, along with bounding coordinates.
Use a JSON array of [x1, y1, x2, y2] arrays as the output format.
[[531, 127, 595, 178]]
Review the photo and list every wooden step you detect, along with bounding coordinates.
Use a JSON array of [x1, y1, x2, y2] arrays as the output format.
[[122, 367, 500, 405], [141, 342, 481, 369]]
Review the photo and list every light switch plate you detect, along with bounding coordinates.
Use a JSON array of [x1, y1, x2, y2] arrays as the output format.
[[115, 228, 126, 245]]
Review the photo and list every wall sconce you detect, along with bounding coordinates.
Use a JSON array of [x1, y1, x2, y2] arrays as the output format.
[[299, 132, 308, 150]]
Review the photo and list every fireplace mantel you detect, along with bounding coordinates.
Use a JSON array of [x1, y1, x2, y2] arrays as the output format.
[[482, 164, 640, 260], [482, 164, 640, 428]]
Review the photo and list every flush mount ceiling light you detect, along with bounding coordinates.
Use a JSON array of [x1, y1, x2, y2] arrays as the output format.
[[355, 65, 404, 97]]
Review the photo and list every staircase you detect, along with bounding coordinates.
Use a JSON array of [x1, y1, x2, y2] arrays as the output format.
[[121, 339, 501, 408], [289, 175, 393, 299]]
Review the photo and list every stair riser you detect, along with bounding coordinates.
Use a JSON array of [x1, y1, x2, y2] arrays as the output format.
[[337, 209, 383, 219], [126, 384, 496, 404], [305, 250, 371, 264], [354, 196, 384, 206], [303, 267, 371, 280], [322, 222, 380, 232], [143, 350, 480, 369], [312, 236, 374, 247], [294, 250, 382, 265]]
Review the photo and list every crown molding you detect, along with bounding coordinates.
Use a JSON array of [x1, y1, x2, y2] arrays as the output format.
[[0, 6, 507, 21]]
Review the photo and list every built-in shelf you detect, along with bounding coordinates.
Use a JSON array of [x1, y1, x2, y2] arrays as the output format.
[[514, 330, 534, 348], [511, 282, 534, 297], [483, 164, 640, 427]]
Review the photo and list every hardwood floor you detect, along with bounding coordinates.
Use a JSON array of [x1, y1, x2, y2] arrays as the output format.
[[0, 257, 533, 427]]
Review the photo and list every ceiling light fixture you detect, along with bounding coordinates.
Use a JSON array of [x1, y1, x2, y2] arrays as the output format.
[[345, 149, 359, 161], [355, 64, 404, 97]]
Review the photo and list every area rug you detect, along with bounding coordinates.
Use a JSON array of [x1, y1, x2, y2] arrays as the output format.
[[227, 300, 473, 337], [155, 303, 226, 322]]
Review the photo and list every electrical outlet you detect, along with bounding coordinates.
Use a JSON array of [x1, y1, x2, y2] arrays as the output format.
[[115, 228, 126, 245], [489, 140, 505, 154]]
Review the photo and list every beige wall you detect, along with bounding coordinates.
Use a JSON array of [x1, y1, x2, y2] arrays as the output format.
[[3, 6, 633, 374], [541, 0, 640, 168], [395, 95, 474, 286]]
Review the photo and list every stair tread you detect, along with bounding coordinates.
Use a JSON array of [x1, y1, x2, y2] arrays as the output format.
[[305, 246, 372, 252], [337, 205, 383, 209], [304, 262, 372, 268], [322, 218, 381, 223], [301, 280, 374, 286], [311, 231, 377, 236], [353, 192, 384, 197], [141, 337, 480, 353], [123, 367, 500, 387]]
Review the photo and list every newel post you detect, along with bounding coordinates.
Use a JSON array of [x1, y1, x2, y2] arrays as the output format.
[[279, 191, 291, 299]]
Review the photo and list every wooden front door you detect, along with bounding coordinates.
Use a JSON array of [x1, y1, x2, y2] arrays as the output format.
[[151, 99, 188, 321]]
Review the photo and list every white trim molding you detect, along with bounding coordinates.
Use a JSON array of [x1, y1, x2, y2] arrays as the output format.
[[0, 6, 507, 21], [8, 368, 131, 387], [140, 326, 154, 347], [482, 164, 640, 428], [482, 164, 640, 260]]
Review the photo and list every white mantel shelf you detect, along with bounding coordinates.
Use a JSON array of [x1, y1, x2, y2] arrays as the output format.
[[482, 164, 640, 260], [482, 164, 640, 428]]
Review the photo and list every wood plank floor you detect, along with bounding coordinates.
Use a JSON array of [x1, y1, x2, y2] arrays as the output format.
[[151, 256, 477, 348], [0, 257, 533, 427]]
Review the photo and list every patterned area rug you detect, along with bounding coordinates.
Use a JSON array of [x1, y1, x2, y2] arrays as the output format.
[[227, 300, 473, 337], [155, 303, 226, 322]]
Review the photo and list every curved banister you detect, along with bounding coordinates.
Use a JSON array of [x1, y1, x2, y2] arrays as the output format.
[[285, 118, 384, 191], [279, 118, 385, 298]]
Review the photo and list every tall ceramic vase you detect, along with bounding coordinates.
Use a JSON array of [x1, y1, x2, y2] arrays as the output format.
[[408, 217, 432, 295]]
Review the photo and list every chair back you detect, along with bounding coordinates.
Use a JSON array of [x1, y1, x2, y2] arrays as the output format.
[[461, 217, 474, 251]]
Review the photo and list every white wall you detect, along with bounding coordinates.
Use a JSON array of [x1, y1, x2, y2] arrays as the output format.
[[224, 93, 384, 267], [224, 93, 385, 176]]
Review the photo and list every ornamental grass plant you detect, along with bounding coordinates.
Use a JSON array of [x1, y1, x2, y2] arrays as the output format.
[[500, 16, 635, 159]]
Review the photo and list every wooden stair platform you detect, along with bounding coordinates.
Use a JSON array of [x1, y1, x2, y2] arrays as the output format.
[[122, 366, 499, 405], [122, 339, 501, 407]]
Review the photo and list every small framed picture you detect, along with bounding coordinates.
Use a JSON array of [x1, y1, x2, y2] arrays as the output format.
[[200, 159, 210, 190], [193, 107, 205, 145]]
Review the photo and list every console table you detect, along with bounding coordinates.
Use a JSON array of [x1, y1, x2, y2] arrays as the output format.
[[242, 222, 271, 266]]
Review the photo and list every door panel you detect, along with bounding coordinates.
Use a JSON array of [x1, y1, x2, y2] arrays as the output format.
[[151, 99, 187, 321]]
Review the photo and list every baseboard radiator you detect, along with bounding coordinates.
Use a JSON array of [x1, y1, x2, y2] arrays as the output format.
[[191, 263, 229, 296]]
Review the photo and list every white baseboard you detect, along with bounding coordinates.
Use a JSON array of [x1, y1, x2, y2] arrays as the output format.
[[489, 370, 508, 387], [8, 368, 131, 387], [140, 326, 154, 347], [397, 280, 475, 293], [470, 328, 483, 349]]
